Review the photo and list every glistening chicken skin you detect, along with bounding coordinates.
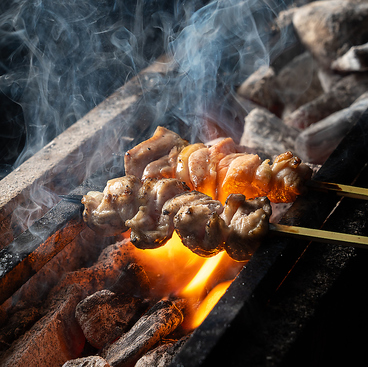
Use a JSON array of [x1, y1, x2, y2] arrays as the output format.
[[124, 126, 313, 204], [82, 127, 311, 260], [82, 177, 272, 262]]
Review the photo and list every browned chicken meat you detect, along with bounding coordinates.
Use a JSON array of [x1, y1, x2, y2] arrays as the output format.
[[172, 192, 227, 257], [221, 194, 272, 261], [125, 178, 190, 249], [81, 175, 142, 236], [82, 175, 272, 261], [125, 126, 312, 203], [124, 126, 188, 179]]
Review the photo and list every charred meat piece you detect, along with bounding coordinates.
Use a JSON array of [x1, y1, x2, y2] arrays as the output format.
[[81, 175, 142, 236], [124, 126, 188, 179], [173, 192, 227, 257], [222, 194, 272, 261], [126, 178, 190, 249]]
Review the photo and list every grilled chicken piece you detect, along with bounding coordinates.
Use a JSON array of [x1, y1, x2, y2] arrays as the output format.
[[125, 178, 190, 249], [221, 194, 271, 261], [125, 127, 312, 204], [124, 126, 188, 179], [186, 138, 241, 199], [81, 175, 142, 236], [173, 192, 227, 257], [268, 151, 312, 203], [142, 146, 182, 180], [219, 153, 263, 203], [176, 143, 206, 188]]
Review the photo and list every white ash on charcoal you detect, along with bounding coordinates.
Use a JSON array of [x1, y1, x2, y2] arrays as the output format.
[[240, 107, 300, 156], [292, 0, 368, 70], [0, 284, 86, 367], [0, 227, 109, 353], [47, 239, 137, 301], [101, 299, 184, 367], [332, 42, 368, 72], [75, 289, 149, 349], [236, 65, 280, 114], [284, 73, 368, 129], [62, 356, 111, 367], [135, 336, 189, 367], [295, 91, 368, 164], [274, 52, 324, 118]]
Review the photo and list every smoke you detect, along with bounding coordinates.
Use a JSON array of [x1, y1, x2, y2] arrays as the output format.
[[0, 0, 291, 235], [168, 0, 289, 142], [0, 0, 180, 178]]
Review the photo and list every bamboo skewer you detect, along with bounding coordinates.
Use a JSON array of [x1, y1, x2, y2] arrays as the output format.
[[269, 223, 368, 249], [306, 180, 368, 201], [60, 180, 368, 249]]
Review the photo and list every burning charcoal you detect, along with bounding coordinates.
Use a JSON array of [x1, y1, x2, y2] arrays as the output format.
[[62, 356, 111, 367], [134, 343, 174, 367], [240, 107, 300, 156], [275, 52, 323, 117], [102, 299, 183, 367], [47, 239, 135, 301], [284, 74, 368, 129], [109, 262, 150, 297], [332, 42, 368, 72], [295, 92, 368, 164], [0, 307, 41, 353], [237, 65, 280, 113], [292, 1, 368, 69], [0, 284, 85, 367], [75, 289, 148, 349], [135, 336, 189, 367]]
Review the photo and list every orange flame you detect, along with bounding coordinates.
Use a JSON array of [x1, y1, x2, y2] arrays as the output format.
[[129, 230, 246, 331]]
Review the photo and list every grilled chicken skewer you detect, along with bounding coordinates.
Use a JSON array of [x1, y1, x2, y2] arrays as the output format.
[[78, 126, 368, 260], [124, 126, 313, 204], [81, 177, 272, 261]]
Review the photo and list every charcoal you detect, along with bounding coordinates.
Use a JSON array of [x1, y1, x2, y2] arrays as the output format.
[[240, 107, 300, 156], [295, 92, 368, 164], [0, 307, 41, 353], [237, 66, 280, 114], [75, 289, 147, 349], [134, 343, 173, 367], [47, 239, 135, 301], [284, 73, 368, 129], [102, 299, 183, 367], [109, 262, 150, 297], [332, 42, 368, 72], [135, 336, 189, 367], [62, 356, 111, 367], [0, 284, 85, 367], [275, 52, 323, 117], [292, 1, 368, 69]]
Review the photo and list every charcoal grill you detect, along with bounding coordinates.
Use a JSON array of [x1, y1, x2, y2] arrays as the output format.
[[0, 51, 367, 365]]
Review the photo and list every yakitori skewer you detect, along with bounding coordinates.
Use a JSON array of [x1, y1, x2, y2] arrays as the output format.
[[269, 223, 368, 249], [306, 180, 368, 201]]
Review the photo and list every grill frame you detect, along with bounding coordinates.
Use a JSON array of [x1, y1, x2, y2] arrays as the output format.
[[1, 94, 367, 365]]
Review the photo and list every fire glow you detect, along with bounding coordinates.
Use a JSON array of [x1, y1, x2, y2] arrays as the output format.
[[126, 230, 246, 331]]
